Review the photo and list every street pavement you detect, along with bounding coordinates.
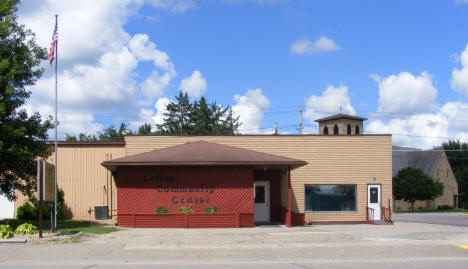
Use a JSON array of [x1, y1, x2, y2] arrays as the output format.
[[393, 212, 468, 227], [1, 221, 467, 268]]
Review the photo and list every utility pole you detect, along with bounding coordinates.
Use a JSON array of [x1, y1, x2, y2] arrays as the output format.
[[274, 122, 278, 135], [299, 108, 303, 135]]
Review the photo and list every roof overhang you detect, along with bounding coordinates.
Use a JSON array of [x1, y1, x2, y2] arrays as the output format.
[[101, 140, 307, 172]]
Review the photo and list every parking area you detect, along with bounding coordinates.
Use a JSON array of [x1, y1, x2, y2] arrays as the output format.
[[1, 221, 468, 268], [393, 212, 468, 227]]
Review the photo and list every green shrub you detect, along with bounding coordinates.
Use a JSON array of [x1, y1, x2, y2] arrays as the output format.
[[14, 223, 38, 235], [178, 207, 193, 214], [16, 188, 65, 220], [16, 202, 38, 220], [154, 206, 169, 214], [204, 206, 218, 214], [437, 205, 454, 210], [0, 225, 14, 239]]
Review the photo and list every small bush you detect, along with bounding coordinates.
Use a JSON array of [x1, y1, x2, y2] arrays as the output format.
[[154, 206, 169, 214], [16, 188, 65, 220], [437, 205, 453, 210], [14, 223, 38, 235], [0, 225, 14, 239], [178, 207, 193, 214], [204, 206, 218, 214]]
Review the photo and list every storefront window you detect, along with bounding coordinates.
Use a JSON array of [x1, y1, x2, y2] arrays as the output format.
[[305, 185, 356, 212]]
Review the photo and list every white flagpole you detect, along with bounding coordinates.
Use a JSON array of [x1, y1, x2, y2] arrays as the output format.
[[54, 14, 58, 233]]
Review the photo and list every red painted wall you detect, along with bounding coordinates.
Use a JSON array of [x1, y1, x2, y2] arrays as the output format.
[[115, 166, 254, 216], [254, 169, 282, 222]]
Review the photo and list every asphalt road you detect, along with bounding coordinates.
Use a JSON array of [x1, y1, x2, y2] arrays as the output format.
[[393, 212, 468, 227]]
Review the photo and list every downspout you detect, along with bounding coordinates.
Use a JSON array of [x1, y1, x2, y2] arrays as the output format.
[[287, 166, 292, 228], [106, 153, 109, 216], [110, 171, 114, 219]]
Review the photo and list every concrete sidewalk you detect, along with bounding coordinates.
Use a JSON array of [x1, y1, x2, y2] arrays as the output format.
[[1, 222, 467, 267]]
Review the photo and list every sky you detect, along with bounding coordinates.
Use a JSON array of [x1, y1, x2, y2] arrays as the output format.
[[17, 0, 468, 149]]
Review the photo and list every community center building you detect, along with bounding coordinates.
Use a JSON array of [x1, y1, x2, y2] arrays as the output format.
[[15, 114, 393, 228]]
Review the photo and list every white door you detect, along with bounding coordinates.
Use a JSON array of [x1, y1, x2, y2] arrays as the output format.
[[254, 181, 270, 223], [367, 185, 381, 221]]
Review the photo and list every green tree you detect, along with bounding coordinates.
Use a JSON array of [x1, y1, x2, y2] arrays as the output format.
[[0, 0, 53, 200], [156, 92, 241, 135], [137, 123, 153, 135], [65, 133, 97, 142], [393, 167, 444, 210], [439, 140, 468, 208], [98, 123, 132, 141]]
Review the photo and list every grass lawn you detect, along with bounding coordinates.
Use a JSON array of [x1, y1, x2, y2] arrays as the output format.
[[0, 219, 118, 234], [395, 209, 468, 213]]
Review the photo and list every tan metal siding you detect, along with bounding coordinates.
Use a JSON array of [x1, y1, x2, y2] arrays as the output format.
[[15, 145, 125, 221], [125, 135, 392, 222]]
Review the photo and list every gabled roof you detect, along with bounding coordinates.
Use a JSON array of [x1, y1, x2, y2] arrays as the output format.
[[314, 114, 368, 122], [392, 146, 442, 177], [102, 140, 307, 172], [315, 114, 367, 122]]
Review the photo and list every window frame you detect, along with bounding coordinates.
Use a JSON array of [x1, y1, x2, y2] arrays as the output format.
[[304, 184, 358, 213]]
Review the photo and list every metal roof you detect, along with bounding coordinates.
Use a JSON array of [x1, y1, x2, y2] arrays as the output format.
[[392, 146, 442, 177], [102, 140, 307, 172]]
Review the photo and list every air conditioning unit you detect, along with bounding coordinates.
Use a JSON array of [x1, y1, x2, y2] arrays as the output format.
[[94, 206, 108, 220]]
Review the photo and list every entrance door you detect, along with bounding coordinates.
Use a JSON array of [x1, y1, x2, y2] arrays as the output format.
[[367, 185, 381, 221], [254, 181, 270, 223]]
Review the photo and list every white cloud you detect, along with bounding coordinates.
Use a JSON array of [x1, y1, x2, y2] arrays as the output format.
[[179, 70, 207, 98], [18, 0, 136, 69], [367, 70, 468, 149], [140, 71, 173, 100], [367, 102, 468, 149], [152, 97, 171, 126], [291, 36, 340, 56], [146, 0, 196, 13], [129, 108, 156, 131], [128, 34, 176, 74], [455, 0, 468, 4], [232, 89, 270, 133], [372, 71, 437, 115], [451, 43, 468, 98], [18, 1, 177, 138], [304, 84, 355, 123]]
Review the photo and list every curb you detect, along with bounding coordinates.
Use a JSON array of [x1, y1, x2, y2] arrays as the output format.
[[0, 238, 27, 243], [70, 232, 83, 239]]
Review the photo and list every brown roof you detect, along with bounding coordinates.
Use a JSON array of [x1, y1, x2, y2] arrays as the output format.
[[102, 140, 307, 171], [314, 114, 368, 122]]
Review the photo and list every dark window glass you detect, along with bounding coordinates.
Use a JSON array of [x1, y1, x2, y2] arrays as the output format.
[[369, 187, 379, 203], [333, 125, 339, 135], [347, 124, 351, 135], [324, 126, 329, 135], [255, 185, 265, 203], [355, 126, 360, 135], [305, 185, 356, 212]]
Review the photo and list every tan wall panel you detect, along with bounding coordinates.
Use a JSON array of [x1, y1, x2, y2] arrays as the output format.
[[125, 135, 392, 222], [15, 144, 125, 221]]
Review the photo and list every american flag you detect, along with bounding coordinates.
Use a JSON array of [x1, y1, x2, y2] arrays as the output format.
[[48, 21, 58, 65]]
